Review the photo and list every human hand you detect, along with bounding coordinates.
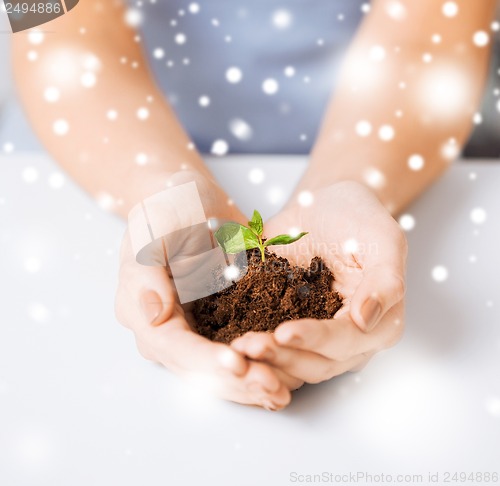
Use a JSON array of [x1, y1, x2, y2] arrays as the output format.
[[231, 181, 407, 385], [115, 170, 301, 410]]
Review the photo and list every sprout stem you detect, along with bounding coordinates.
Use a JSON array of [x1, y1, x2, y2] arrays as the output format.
[[258, 237, 266, 262]]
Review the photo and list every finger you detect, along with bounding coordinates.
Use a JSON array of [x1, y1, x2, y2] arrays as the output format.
[[117, 224, 292, 409], [349, 265, 406, 332], [348, 352, 375, 373], [146, 313, 294, 401], [232, 332, 340, 384], [349, 223, 407, 332], [144, 312, 248, 376], [272, 367, 305, 392], [274, 313, 403, 361], [116, 259, 251, 379], [116, 233, 176, 328], [230, 333, 305, 390], [139, 289, 175, 327], [135, 336, 156, 361], [232, 333, 375, 384], [242, 361, 292, 410], [145, 314, 293, 407], [267, 346, 373, 384], [136, 308, 292, 408], [115, 262, 175, 329]]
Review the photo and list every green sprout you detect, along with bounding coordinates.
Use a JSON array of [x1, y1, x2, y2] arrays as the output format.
[[214, 209, 308, 262]]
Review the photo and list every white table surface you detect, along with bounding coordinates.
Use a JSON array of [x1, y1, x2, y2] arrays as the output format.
[[0, 153, 499, 486]]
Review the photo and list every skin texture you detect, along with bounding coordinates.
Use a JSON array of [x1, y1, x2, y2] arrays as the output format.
[[11, 0, 497, 409], [300, 0, 497, 214], [115, 171, 302, 410], [231, 181, 406, 386]]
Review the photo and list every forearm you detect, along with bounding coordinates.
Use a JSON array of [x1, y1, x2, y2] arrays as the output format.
[[298, 0, 496, 215], [12, 1, 214, 218]]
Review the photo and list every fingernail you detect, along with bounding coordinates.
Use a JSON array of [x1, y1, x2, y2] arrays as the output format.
[[360, 297, 382, 331], [262, 400, 278, 411], [140, 290, 165, 326]]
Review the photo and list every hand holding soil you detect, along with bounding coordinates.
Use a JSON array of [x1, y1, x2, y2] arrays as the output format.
[[117, 177, 407, 411], [115, 171, 298, 411], [193, 209, 343, 343], [229, 181, 407, 386]]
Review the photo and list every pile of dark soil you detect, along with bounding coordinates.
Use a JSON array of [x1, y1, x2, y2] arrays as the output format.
[[192, 249, 343, 344]]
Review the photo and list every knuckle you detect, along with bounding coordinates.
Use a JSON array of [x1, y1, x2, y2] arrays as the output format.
[[154, 332, 170, 352], [136, 338, 155, 361], [152, 332, 178, 370], [114, 294, 129, 328]]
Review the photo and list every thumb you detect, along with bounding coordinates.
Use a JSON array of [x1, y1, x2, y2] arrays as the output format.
[[139, 288, 175, 326], [116, 255, 177, 330], [117, 230, 176, 329], [349, 266, 406, 332]]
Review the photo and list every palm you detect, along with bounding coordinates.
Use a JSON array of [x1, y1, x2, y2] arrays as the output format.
[[229, 182, 406, 385], [116, 172, 302, 409], [264, 182, 406, 324]]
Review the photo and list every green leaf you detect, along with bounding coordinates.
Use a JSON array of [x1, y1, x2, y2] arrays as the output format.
[[248, 222, 260, 236], [264, 232, 308, 247], [214, 222, 260, 254], [248, 210, 263, 237]]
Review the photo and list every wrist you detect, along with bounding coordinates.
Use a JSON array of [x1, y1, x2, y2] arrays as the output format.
[[294, 151, 397, 215]]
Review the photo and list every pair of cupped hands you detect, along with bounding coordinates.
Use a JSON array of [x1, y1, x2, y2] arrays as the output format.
[[115, 171, 407, 411]]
